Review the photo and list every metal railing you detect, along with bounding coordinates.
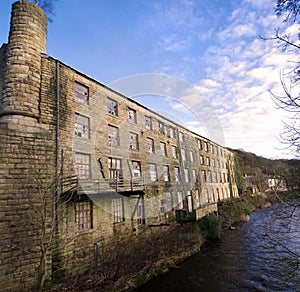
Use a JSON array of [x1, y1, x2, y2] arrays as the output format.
[[61, 175, 144, 195]]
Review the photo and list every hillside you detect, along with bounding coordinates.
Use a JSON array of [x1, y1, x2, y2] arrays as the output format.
[[229, 148, 300, 192]]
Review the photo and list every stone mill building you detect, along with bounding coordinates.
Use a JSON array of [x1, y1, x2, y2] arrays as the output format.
[[0, 1, 239, 290]]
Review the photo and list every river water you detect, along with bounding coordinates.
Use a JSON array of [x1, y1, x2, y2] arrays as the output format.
[[137, 200, 300, 291]]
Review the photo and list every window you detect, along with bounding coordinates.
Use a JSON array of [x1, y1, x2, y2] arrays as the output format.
[[163, 165, 170, 181], [171, 145, 177, 159], [215, 147, 219, 156], [181, 149, 186, 161], [212, 158, 215, 167], [169, 127, 175, 138], [217, 160, 221, 168], [197, 139, 202, 149], [219, 172, 222, 183], [202, 170, 207, 182], [107, 98, 118, 116], [208, 170, 212, 183], [75, 153, 90, 179], [108, 125, 119, 146], [195, 190, 200, 208], [149, 163, 157, 181], [174, 167, 180, 182], [76, 200, 92, 230], [131, 161, 141, 177], [192, 169, 197, 182], [206, 157, 210, 166], [74, 82, 89, 104], [184, 168, 189, 182], [146, 138, 155, 153], [190, 151, 194, 162], [220, 149, 223, 157], [108, 157, 122, 179], [160, 142, 167, 156], [204, 141, 208, 152], [112, 198, 124, 223], [75, 113, 89, 138], [145, 116, 152, 129], [177, 192, 183, 209], [210, 144, 214, 153], [222, 161, 225, 169], [129, 132, 139, 150], [223, 173, 227, 183], [200, 155, 204, 165], [158, 121, 165, 134], [165, 192, 173, 212], [128, 107, 137, 123], [179, 132, 184, 142], [187, 191, 193, 212], [214, 171, 218, 183]]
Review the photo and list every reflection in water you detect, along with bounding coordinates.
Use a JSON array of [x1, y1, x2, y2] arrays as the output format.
[[137, 200, 300, 292]]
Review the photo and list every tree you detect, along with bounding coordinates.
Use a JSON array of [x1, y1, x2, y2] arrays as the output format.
[[267, 0, 300, 157]]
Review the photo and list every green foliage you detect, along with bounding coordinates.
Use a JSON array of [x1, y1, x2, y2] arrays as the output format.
[[51, 233, 66, 283], [196, 213, 222, 240], [218, 197, 253, 229], [233, 153, 245, 195]]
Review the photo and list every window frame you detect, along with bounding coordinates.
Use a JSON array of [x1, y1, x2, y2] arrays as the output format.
[[145, 116, 152, 130], [179, 131, 184, 142], [174, 166, 180, 182], [74, 82, 89, 105], [158, 121, 165, 134], [75, 113, 90, 139], [184, 168, 189, 182], [74, 152, 91, 179], [129, 132, 139, 150], [128, 107, 137, 123], [76, 200, 92, 231], [149, 163, 158, 181], [108, 124, 120, 146], [112, 197, 125, 223], [146, 137, 155, 153], [171, 145, 177, 159], [163, 165, 170, 182], [169, 127, 175, 138], [107, 97, 118, 116], [160, 142, 167, 157]]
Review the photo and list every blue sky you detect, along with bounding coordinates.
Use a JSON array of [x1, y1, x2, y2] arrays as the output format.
[[1, 0, 299, 158]]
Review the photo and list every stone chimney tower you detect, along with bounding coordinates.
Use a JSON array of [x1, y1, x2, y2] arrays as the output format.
[[0, 1, 47, 123]]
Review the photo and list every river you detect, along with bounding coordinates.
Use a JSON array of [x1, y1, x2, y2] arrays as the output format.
[[137, 199, 300, 291]]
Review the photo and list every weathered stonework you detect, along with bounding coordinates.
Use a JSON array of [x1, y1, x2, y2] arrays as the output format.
[[0, 2, 239, 290]]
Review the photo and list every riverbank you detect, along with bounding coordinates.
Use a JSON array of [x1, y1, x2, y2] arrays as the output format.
[[137, 195, 300, 291], [50, 192, 284, 291]]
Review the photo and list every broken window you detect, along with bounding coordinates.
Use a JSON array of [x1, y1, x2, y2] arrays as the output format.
[[146, 138, 155, 153], [108, 125, 119, 146], [107, 98, 118, 116], [74, 82, 89, 104], [75, 113, 89, 138], [128, 107, 137, 123], [129, 132, 139, 150]]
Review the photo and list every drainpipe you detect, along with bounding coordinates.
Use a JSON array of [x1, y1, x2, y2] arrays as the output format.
[[55, 59, 60, 233]]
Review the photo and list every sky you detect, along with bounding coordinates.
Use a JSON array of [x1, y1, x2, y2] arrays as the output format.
[[0, 0, 299, 159]]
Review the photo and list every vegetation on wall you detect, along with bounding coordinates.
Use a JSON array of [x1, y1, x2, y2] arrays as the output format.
[[233, 153, 245, 195]]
